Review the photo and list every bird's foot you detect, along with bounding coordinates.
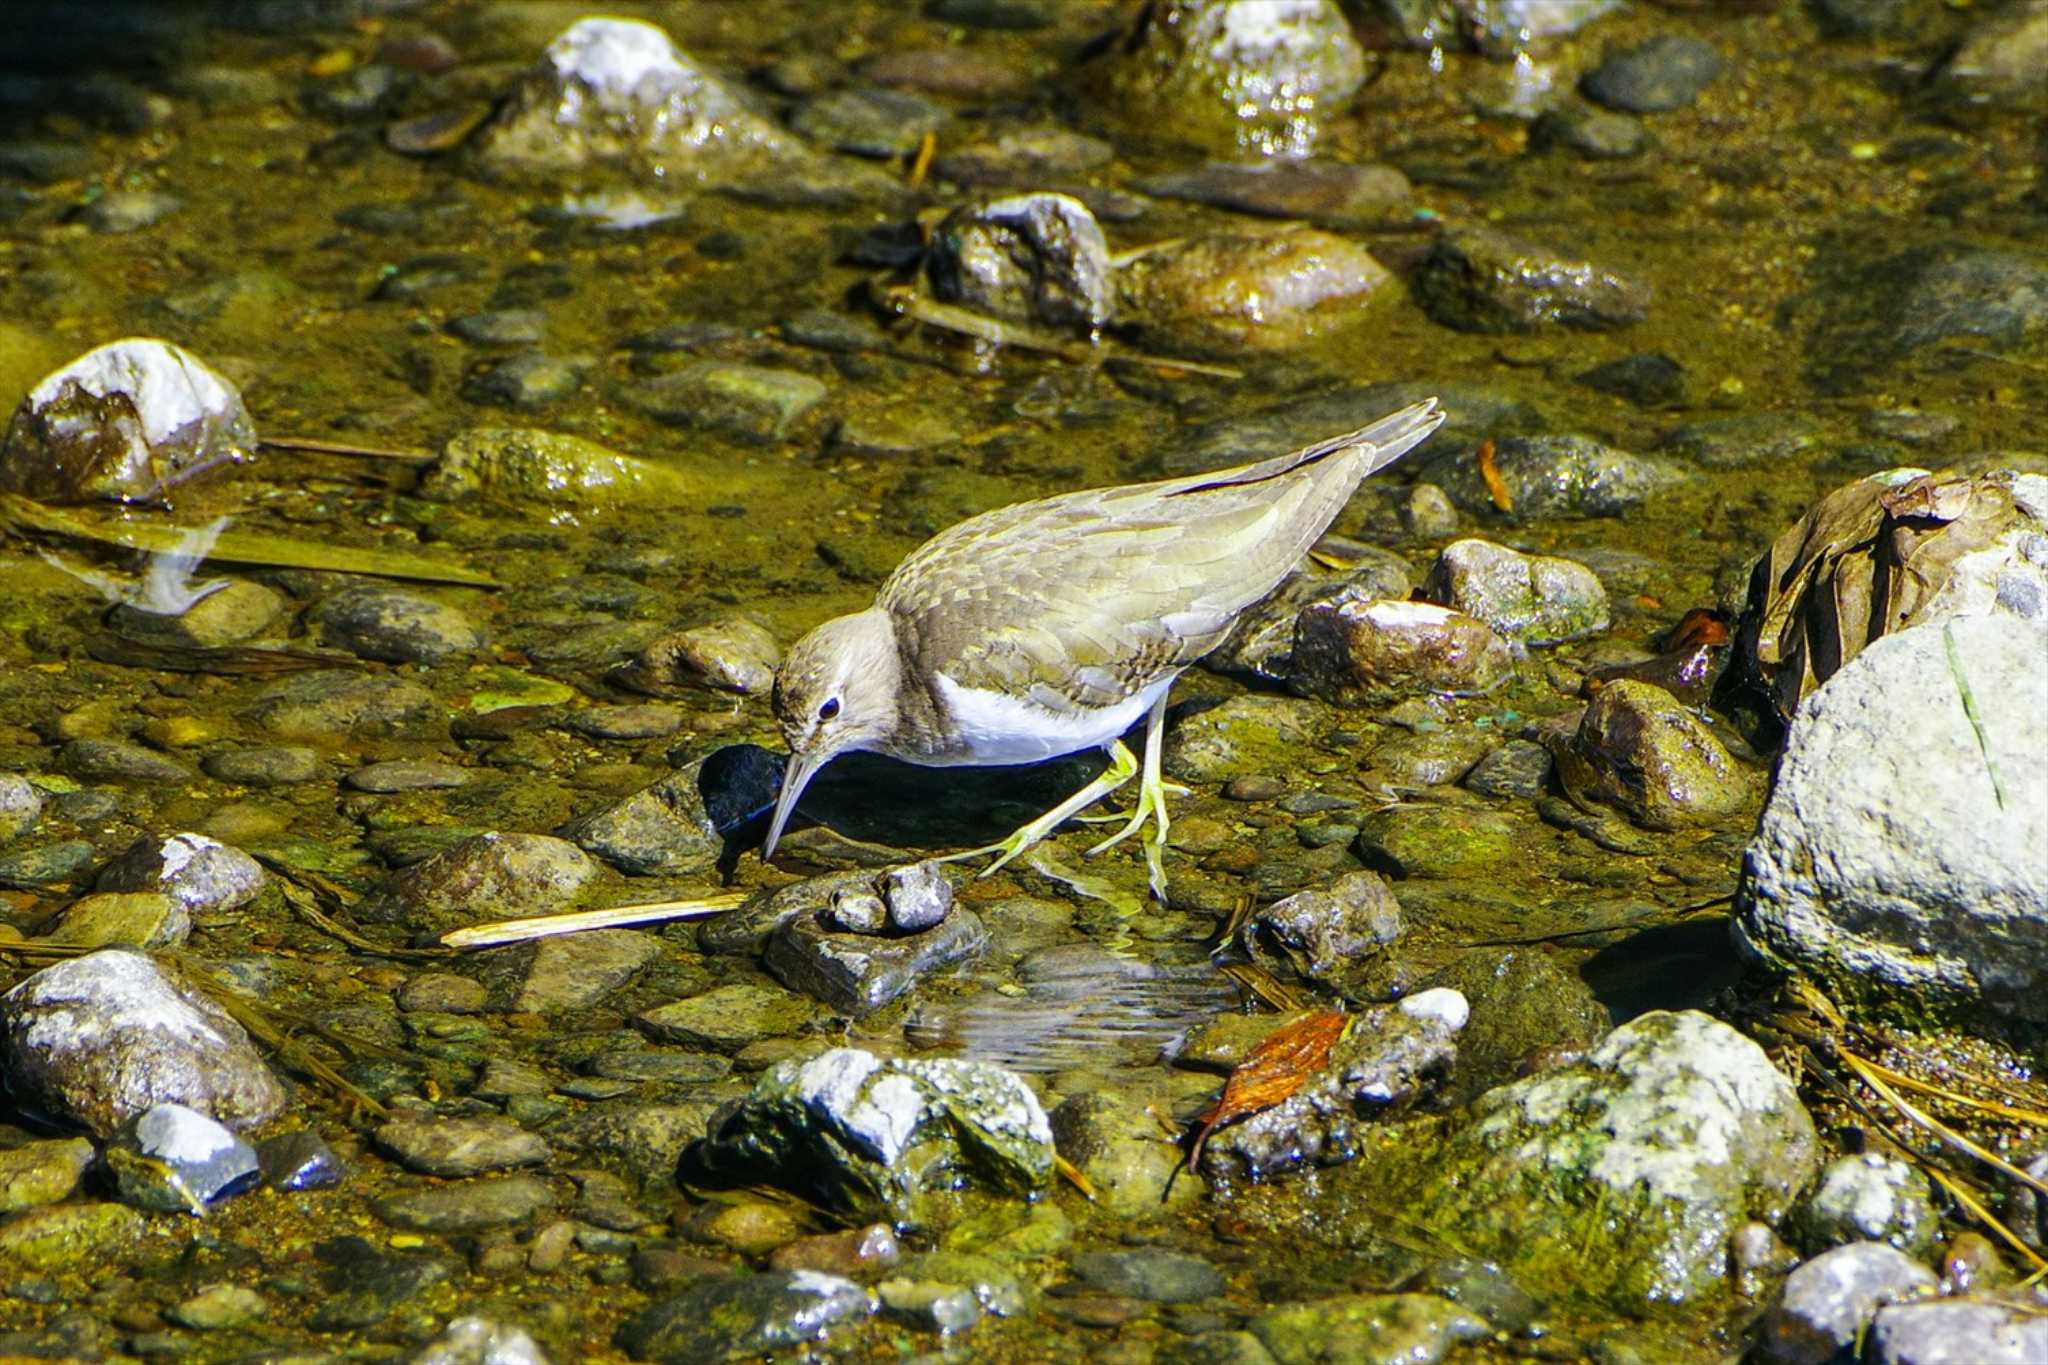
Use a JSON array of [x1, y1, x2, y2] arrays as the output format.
[[935, 741, 1141, 880], [1083, 769, 1181, 901]]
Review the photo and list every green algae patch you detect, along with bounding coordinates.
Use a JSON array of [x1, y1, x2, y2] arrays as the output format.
[[0, 1202, 146, 1271]]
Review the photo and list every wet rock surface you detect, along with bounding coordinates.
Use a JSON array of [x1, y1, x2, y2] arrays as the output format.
[[1415, 226, 1650, 333]]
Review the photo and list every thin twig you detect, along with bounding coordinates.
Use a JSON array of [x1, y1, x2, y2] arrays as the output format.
[[441, 893, 748, 949]]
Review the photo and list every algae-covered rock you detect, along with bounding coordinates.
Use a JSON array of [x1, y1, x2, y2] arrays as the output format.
[[1422, 539, 1610, 645], [357, 832, 595, 937], [1163, 695, 1331, 783], [1250, 1292, 1488, 1365], [1235, 871, 1405, 994], [1797, 1154, 1939, 1257], [1425, 433, 1684, 519], [423, 427, 695, 508], [0, 1138, 94, 1214], [1558, 679, 1753, 831], [0, 1201, 146, 1271], [1256, 1010, 1818, 1312], [680, 1047, 1054, 1226], [1118, 227, 1395, 353], [1415, 226, 1650, 333], [1354, 805, 1520, 878], [619, 1270, 872, 1362], [1418, 947, 1608, 1104]]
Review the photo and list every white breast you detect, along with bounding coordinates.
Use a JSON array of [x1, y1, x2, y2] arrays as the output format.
[[924, 674, 1174, 767]]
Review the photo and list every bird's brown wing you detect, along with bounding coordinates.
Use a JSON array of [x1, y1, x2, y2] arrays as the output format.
[[880, 400, 1442, 712]]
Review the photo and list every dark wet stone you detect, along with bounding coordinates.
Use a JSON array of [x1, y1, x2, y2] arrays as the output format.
[[105, 1102, 260, 1213], [929, 192, 1113, 334], [1118, 227, 1394, 353], [1577, 351, 1684, 406], [793, 86, 945, 159], [1560, 680, 1751, 830], [1796, 246, 2048, 392], [358, 831, 595, 937], [460, 351, 587, 409], [1461, 738, 1554, 800], [930, 0, 1056, 27], [309, 1235, 456, 1331], [1759, 1242, 1937, 1365], [1094, 0, 1367, 158], [1136, 160, 1412, 228], [244, 671, 439, 741], [546, 1100, 723, 1184], [257, 1129, 344, 1191], [1072, 1249, 1225, 1303], [621, 362, 829, 443], [81, 188, 181, 234], [1237, 871, 1404, 994], [1290, 599, 1515, 707], [1419, 948, 1608, 1103], [0, 841, 95, 889], [637, 982, 815, 1054], [681, 1047, 1053, 1225], [618, 1270, 871, 1362], [1408, 1257, 1540, 1334], [931, 125, 1112, 186], [0, 775, 40, 841], [1810, 0, 1913, 36], [1582, 36, 1724, 113], [1210, 556, 1417, 686], [766, 906, 987, 1017], [1163, 382, 1537, 477], [0, 949, 286, 1136], [616, 619, 781, 697], [107, 578, 285, 649], [780, 308, 889, 356], [1199, 995, 1464, 1180], [58, 738, 190, 785], [345, 760, 471, 793], [1415, 225, 1650, 333], [374, 1115, 550, 1178], [371, 252, 484, 300], [1927, 4, 2048, 111], [1424, 433, 1683, 518], [93, 834, 264, 920], [447, 309, 546, 346], [1530, 104, 1647, 160], [565, 755, 734, 876], [1422, 539, 1610, 645], [587, 1047, 731, 1084], [0, 140, 93, 184], [510, 928, 662, 1014], [373, 1174, 556, 1233], [1252, 1292, 1488, 1365], [1658, 412, 1824, 469]]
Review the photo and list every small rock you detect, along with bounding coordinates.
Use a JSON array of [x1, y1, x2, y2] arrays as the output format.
[[1237, 870, 1403, 993], [622, 362, 828, 444], [882, 862, 953, 932], [165, 1283, 266, 1331], [1136, 160, 1411, 228], [107, 578, 284, 649], [618, 1270, 871, 1362], [1250, 1292, 1488, 1365], [1209, 555, 1417, 685], [42, 891, 188, 949], [256, 1129, 344, 1191], [308, 1235, 456, 1330], [512, 928, 662, 1014], [461, 352, 587, 408], [58, 738, 191, 785], [1071, 1249, 1225, 1303], [1288, 599, 1516, 707], [1049, 1091, 1196, 1217], [374, 1115, 549, 1178], [358, 832, 594, 938], [1415, 225, 1650, 333], [310, 585, 483, 665], [793, 86, 945, 159], [1868, 1295, 2048, 1365], [373, 1174, 557, 1232], [1422, 539, 1610, 645], [928, 193, 1113, 334], [414, 1316, 552, 1365], [618, 618, 781, 696], [0, 775, 41, 841], [1758, 1242, 1938, 1365], [1582, 36, 1724, 113], [1419, 947, 1607, 1103], [0, 949, 286, 1135], [105, 1102, 262, 1212], [244, 671, 439, 741], [1118, 227, 1395, 352], [344, 760, 471, 793], [0, 1202, 144, 1272], [637, 983, 815, 1054], [1461, 738, 1554, 800], [1163, 695, 1331, 783], [1529, 103, 1647, 160], [566, 704, 684, 740], [81, 188, 182, 234], [202, 745, 321, 787], [769, 1223, 901, 1280], [1426, 433, 1683, 518], [426, 426, 693, 509], [766, 907, 986, 1017], [1576, 350, 1684, 406], [0, 1138, 94, 1213], [1800, 1154, 1940, 1256], [878, 1277, 983, 1333], [931, 125, 1111, 186], [1559, 679, 1752, 830]]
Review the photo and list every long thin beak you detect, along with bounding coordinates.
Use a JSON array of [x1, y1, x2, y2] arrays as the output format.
[[761, 750, 827, 861]]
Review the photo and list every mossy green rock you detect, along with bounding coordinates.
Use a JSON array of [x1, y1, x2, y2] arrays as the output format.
[[618, 1269, 871, 1362], [0, 1201, 145, 1270], [1354, 807, 1519, 879], [1164, 695, 1330, 783], [425, 427, 696, 508], [636, 983, 817, 1055], [1245, 1011, 1818, 1313], [1419, 947, 1609, 1104], [0, 1138, 94, 1213], [1562, 679, 1752, 830], [1251, 1292, 1488, 1365]]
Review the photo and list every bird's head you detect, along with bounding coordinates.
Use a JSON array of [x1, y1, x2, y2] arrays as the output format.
[[762, 608, 902, 859]]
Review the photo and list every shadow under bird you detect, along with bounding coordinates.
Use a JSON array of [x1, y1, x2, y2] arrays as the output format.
[[764, 397, 1447, 896]]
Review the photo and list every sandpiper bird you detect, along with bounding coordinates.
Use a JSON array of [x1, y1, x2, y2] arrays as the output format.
[[764, 397, 1445, 896]]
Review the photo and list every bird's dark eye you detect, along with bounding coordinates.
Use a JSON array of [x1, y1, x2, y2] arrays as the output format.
[[817, 697, 840, 721]]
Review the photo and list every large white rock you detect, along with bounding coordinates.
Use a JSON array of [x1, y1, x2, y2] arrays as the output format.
[[1736, 615, 2048, 1024]]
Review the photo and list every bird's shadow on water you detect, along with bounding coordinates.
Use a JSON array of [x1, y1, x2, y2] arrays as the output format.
[[702, 742, 1111, 857]]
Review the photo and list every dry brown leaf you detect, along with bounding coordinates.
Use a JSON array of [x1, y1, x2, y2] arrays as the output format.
[[1187, 1007, 1350, 1165]]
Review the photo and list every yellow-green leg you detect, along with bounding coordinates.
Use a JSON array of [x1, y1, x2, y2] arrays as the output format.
[[936, 739, 1141, 879], [1084, 693, 1187, 900]]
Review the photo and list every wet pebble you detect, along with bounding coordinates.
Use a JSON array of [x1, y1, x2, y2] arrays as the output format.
[[1577, 350, 1685, 406], [770, 1223, 901, 1280], [767, 904, 986, 1016], [374, 1115, 550, 1177], [415, 1316, 552, 1365], [310, 585, 484, 665], [1238, 870, 1403, 992], [42, 891, 188, 950], [793, 86, 945, 159], [1562, 680, 1750, 830], [359, 831, 595, 937], [1415, 225, 1650, 333], [1136, 159, 1412, 228], [1461, 738, 1554, 800], [110, 579, 286, 649], [308, 1235, 457, 1330], [879, 1278, 983, 1333], [0, 1138, 93, 1213], [0, 775, 42, 841], [58, 738, 192, 785], [345, 759, 471, 793], [1758, 1242, 1937, 1365], [1422, 538, 1610, 645], [96, 833, 264, 914], [832, 405, 961, 459], [244, 672, 438, 740], [567, 704, 684, 740], [201, 744, 321, 787], [0, 840, 96, 889], [1582, 36, 1725, 114], [1251, 1292, 1488, 1365], [619, 617, 780, 696], [622, 362, 828, 444], [257, 1129, 343, 1191], [1071, 1249, 1225, 1303], [1799, 1154, 1939, 1256], [447, 309, 545, 346], [565, 749, 756, 875], [1289, 599, 1516, 707], [80, 188, 182, 234], [1427, 433, 1683, 518], [373, 1174, 557, 1232], [105, 1102, 261, 1212], [931, 125, 1112, 186], [1401, 483, 1460, 539], [619, 1270, 870, 1362], [165, 1283, 266, 1331], [1530, 103, 1647, 160], [637, 982, 814, 1054], [460, 351, 588, 408], [397, 972, 489, 1014], [929, 192, 1113, 334], [1356, 805, 1520, 879], [0, 1202, 144, 1272], [1869, 1295, 2048, 1365], [1119, 227, 1394, 352], [511, 928, 662, 1014]]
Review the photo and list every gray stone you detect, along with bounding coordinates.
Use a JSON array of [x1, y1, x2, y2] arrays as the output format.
[[373, 1174, 556, 1232], [1425, 433, 1684, 518], [1869, 1295, 2048, 1365], [512, 929, 661, 1014], [1736, 618, 2048, 1026], [766, 907, 986, 1017], [81, 189, 182, 234], [1530, 103, 1646, 160], [415, 1316, 551, 1365], [258, 1129, 343, 1191], [1461, 739, 1553, 800], [1072, 1249, 1224, 1303], [360, 832, 595, 938], [448, 310, 546, 347], [928, 192, 1113, 333], [0, 775, 40, 841], [1236, 871, 1404, 993], [460, 352, 586, 408], [1758, 1242, 1938, 1365], [931, 125, 1112, 186], [1928, 3, 2048, 110], [619, 1270, 871, 1362], [1208, 556, 1417, 685], [1660, 412, 1825, 470], [0, 841, 96, 888], [1799, 247, 2048, 392], [621, 362, 828, 444], [373, 1115, 550, 1177], [1800, 1154, 1939, 1256], [1581, 36, 1724, 113], [425, 426, 694, 509], [0, 338, 256, 503], [1423, 539, 1610, 645], [566, 755, 730, 876], [878, 1277, 982, 1333], [243, 671, 438, 740], [310, 585, 483, 665], [202, 745, 321, 787], [1118, 227, 1395, 353], [1288, 599, 1516, 707], [344, 760, 471, 792], [1095, 0, 1367, 157], [637, 983, 815, 1054], [1415, 226, 1649, 333], [165, 1283, 266, 1331], [565, 704, 684, 740], [680, 1047, 1054, 1225], [1250, 1292, 1488, 1365], [0, 949, 286, 1136], [105, 1102, 260, 1212], [882, 862, 953, 932], [58, 738, 191, 785], [618, 617, 781, 696], [793, 86, 945, 158], [1137, 159, 1411, 228]]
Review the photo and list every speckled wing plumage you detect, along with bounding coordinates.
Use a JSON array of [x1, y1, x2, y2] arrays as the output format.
[[878, 399, 1442, 722]]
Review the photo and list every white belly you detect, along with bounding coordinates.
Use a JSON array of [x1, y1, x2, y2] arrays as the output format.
[[924, 674, 1173, 766]]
